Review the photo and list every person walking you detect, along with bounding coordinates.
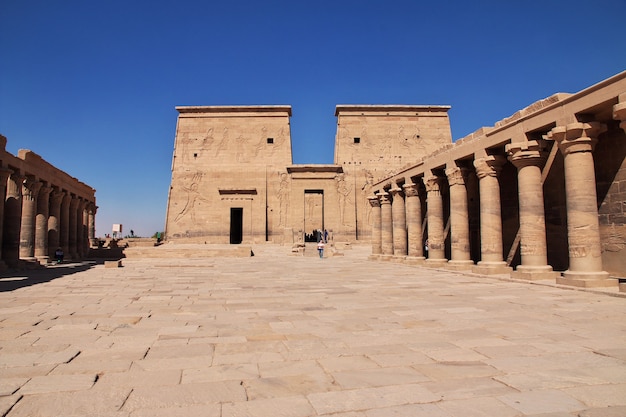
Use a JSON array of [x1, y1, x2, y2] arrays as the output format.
[[317, 240, 325, 258]]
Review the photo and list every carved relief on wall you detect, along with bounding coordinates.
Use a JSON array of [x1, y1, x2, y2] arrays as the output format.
[[335, 173, 353, 226], [277, 172, 291, 226], [361, 169, 374, 225], [174, 172, 208, 223], [215, 127, 229, 157]]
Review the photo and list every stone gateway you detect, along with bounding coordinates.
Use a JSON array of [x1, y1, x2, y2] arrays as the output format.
[[165, 105, 452, 244]]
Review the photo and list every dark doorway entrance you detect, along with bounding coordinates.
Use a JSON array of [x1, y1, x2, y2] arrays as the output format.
[[230, 208, 243, 244]]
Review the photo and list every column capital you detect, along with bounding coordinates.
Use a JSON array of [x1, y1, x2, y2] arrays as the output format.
[[50, 188, 66, 205], [473, 155, 506, 179], [38, 184, 53, 198], [367, 195, 381, 208], [0, 167, 13, 184], [425, 175, 443, 192], [613, 101, 626, 132], [388, 186, 403, 198], [548, 122, 607, 155], [378, 191, 391, 205], [402, 182, 419, 197], [22, 177, 42, 199], [506, 140, 550, 169], [445, 166, 469, 186]]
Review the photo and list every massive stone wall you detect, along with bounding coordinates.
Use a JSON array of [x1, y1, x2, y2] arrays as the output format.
[[164, 105, 452, 244]]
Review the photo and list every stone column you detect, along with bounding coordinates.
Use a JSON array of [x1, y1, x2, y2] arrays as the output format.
[[379, 191, 393, 259], [425, 175, 447, 266], [403, 182, 425, 264], [548, 122, 614, 287], [35, 184, 52, 264], [368, 196, 382, 258], [68, 195, 79, 261], [48, 189, 65, 259], [88, 203, 97, 247], [3, 173, 23, 267], [19, 178, 42, 261], [60, 193, 71, 259], [389, 186, 407, 260], [507, 140, 558, 280], [445, 167, 473, 269], [77, 199, 87, 258], [0, 168, 13, 270], [472, 156, 512, 274]]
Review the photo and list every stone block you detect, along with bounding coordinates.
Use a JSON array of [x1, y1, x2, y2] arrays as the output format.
[[104, 260, 122, 268]]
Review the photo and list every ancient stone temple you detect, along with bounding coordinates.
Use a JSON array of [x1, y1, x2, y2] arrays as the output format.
[[368, 71, 626, 287], [164, 105, 452, 244], [0, 135, 96, 269]]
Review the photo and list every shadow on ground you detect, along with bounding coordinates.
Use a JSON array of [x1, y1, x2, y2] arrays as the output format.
[[0, 261, 98, 292]]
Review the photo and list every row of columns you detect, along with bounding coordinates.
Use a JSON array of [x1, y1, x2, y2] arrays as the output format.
[[0, 172, 96, 268], [369, 117, 625, 288]]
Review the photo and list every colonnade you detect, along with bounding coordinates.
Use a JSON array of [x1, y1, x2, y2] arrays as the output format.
[[0, 171, 96, 268], [369, 100, 626, 288]]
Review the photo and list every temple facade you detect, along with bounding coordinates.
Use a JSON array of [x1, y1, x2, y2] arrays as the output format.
[[0, 135, 96, 269], [164, 105, 453, 244], [368, 71, 626, 286]]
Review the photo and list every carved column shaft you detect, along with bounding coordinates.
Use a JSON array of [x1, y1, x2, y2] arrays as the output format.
[[549, 122, 609, 283], [425, 175, 446, 262], [390, 187, 407, 258], [19, 178, 42, 260], [507, 141, 553, 274], [60, 193, 71, 257], [88, 203, 97, 247], [473, 156, 509, 270], [69, 196, 79, 260], [48, 189, 64, 258], [379, 192, 394, 256], [445, 167, 472, 265], [35, 185, 52, 260], [0, 168, 13, 267], [368, 196, 382, 256], [403, 182, 424, 259], [3, 173, 23, 266]]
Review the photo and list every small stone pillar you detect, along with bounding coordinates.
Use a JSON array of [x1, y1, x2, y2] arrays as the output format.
[[19, 178, 42, 261], [368, 196, 382, 258], [507, 140, 558, 280], [472, 156, 512, 274], [389, 186, 407, 260], [425, 175, 447, 267], [35, 184, 52, 264], [548, 122, 615, 287], [379, 191, 393, 259], [445, 166, 473, 269], [403, 182, 425, 264], [77, 199, 87, 258]]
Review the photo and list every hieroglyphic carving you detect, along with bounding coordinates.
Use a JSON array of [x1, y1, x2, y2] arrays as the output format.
[[174, 172, 208, 223], [277, 172, 290, 226], [335, 173, 353, 225]]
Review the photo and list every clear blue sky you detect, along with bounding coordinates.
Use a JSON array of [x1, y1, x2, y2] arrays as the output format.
[[1, 0, 625, 237]]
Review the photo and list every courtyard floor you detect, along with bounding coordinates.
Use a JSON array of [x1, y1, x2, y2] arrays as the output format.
[[0, 245, 625, 417]]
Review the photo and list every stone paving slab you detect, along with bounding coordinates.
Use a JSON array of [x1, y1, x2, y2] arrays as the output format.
[[0, 244, 625, 416]]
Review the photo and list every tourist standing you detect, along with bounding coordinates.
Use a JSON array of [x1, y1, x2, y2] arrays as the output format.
[[317, 240, 325, 258]]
